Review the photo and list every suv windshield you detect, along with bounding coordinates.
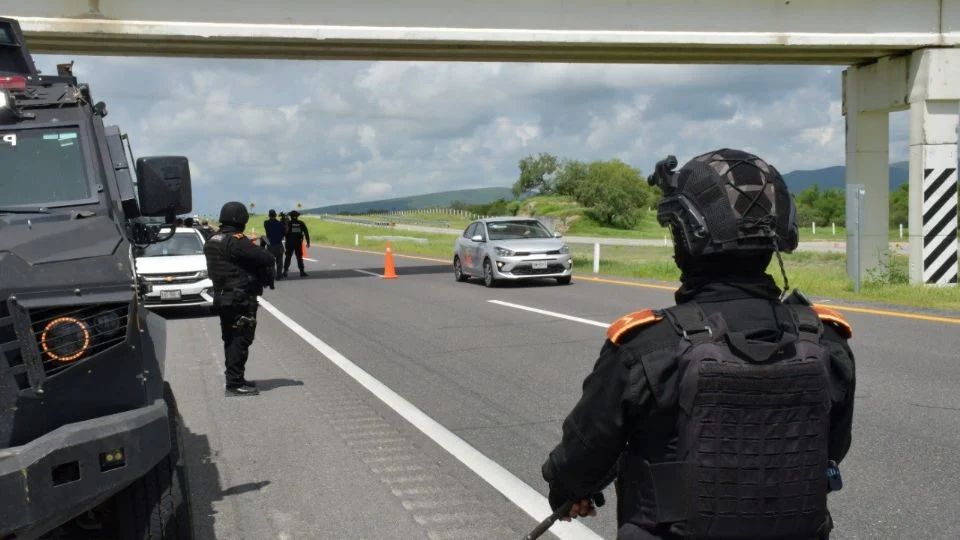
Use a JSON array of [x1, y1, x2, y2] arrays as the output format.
[[0, 128, 90, 207], [139, 232, 205, 257], [486, 220, 552, 240]]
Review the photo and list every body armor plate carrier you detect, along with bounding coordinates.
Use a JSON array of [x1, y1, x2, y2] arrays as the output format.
[[627, 302, 832, 540]]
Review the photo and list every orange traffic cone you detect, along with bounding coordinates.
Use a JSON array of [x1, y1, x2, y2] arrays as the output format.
[[300, 239, 307, 258], [383, 241, 398, 279]]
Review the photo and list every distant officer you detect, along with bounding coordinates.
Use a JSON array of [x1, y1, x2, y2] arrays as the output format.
[[204, 201, 277, 397], [283, 209, 310, 278], [197, 220, 214, 240], [541, 149, 856, 539], [263, 209, 286, 279], [183, 216, 195, 228]]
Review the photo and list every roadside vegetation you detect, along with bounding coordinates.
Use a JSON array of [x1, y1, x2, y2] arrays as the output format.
[[299, 217, 960, 312]]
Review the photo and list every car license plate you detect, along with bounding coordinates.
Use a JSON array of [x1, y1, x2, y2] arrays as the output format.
[[532, 261, 548, 270], [160, 290, 182, 301]]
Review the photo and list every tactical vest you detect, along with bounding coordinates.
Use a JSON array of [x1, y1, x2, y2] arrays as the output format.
[[619, 302, 832, 540], [287, 220, 304, 238], [203, 232, 252, 292]]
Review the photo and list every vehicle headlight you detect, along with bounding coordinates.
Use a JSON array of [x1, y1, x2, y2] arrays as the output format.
[[92, 310, 123, 338], [559, 245, 570, 254], [41, 317, 91, 363], [198, 269, 209, 279], [495, 247, 515, 257]]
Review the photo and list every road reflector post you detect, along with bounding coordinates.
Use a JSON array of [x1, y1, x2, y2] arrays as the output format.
[[593, 242, 600, 274], [383, 241, 398, 279], [812, 222, 817, 235], [355, 233, 359, 246]]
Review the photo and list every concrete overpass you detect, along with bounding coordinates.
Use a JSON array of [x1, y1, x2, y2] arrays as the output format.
[[2, 0, 958, 284]]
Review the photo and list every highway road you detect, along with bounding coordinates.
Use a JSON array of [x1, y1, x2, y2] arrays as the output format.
[[161, 245, 960, 539]]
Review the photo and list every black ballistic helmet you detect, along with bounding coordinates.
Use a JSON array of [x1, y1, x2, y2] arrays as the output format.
[[650, 148, 798, 259], [289, 210, 300, 219], [268, 209, 277, 218], [218, 201, 249, 227]]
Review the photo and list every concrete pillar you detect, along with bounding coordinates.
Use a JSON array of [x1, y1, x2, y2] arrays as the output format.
[[844, 67, 890, 281], [907, 49, 960, 285]]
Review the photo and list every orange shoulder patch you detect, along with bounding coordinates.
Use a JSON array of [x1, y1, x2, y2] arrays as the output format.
[[607, 309, 662, 344], [232, 233, 245, 239], [813, 305, 853, 339]]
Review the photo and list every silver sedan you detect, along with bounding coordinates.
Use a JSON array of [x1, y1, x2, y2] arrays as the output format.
[[453, 218, 573, 287]]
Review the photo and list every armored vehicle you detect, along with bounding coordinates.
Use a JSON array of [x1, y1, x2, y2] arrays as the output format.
[[1, 17, 193, 539]]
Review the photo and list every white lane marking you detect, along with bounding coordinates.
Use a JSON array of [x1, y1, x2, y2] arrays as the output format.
[[352, 269, 383, 278], [488, 300, 610, 329], [304, 257, 318, 262], [258, 299, 601, 540]]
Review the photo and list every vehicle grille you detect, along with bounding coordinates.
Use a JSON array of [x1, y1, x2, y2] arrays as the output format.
[[512, 264, 567, 276], [513, 250, 562, 256], [28, 304, 130, 380], [0, 301, 29, 390], [140, 271, 204, 284], [144, 293, 204, 305]]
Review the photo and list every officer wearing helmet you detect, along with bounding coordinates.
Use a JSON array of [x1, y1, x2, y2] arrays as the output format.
[[204, 201, 277, 396], [283, 209, 311, 278], [540, 149, 856, 539]]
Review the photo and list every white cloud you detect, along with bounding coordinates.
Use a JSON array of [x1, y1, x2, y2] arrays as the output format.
[[356, 181, 394, 198]]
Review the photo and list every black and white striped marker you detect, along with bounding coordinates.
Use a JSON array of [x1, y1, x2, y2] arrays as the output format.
[[922, 167, 959, 285]]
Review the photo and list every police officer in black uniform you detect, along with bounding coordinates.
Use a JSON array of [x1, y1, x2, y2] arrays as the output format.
[[204, 202, 277, 397], [282, 210, 310, 278], [540, 149, 856, 539]]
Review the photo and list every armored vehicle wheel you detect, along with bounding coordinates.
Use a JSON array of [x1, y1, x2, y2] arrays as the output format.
[[115, 385, 193, 540]]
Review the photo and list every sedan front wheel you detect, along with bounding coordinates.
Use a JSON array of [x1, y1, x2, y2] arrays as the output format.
[[483, 259, 498, 288]]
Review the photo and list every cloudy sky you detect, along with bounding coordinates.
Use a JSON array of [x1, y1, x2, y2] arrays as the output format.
[[33, 54, 909, 215]]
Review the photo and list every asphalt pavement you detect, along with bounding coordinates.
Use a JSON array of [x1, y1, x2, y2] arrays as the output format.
[[160, 244, 960, 539]]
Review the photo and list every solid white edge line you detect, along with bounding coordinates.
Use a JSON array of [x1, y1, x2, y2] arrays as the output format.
[[488, 300, 610, 329], [352, 269, 383, 278], [257, 298, 601, 540], [304, 257, 318, 262]]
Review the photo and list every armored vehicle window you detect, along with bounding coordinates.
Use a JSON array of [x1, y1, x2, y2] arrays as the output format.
[[0, 26, 11, 45], [0, 129, 90, 206]]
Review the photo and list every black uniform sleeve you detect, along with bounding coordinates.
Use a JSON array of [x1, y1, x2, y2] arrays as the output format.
[[820, 324, 856, 463], [302, 221, 310, 246], [230, 235, 276, 268], [542, 341, 653, 504]]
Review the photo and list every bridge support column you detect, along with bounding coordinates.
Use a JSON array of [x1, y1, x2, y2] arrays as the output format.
[[907, 49, 960, 285], [843, 67, 891, 283]]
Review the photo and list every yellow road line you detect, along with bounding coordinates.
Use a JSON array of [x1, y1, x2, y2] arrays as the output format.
[[575, 275, 677, 292], [813, 304, 960, 325], [315, 244, 960, 325]]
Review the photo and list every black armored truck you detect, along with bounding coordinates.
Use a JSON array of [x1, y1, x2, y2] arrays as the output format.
[[1, 18, 193, 539]]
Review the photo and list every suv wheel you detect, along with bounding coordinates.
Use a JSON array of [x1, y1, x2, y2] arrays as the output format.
[[454, 257, 469, 282], [483, 259, 498, 288]]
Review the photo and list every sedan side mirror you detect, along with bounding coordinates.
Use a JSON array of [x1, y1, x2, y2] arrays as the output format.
[[471, 234, 484, 242], [554, 232, 563, 238], [137, 156, 192, 218]]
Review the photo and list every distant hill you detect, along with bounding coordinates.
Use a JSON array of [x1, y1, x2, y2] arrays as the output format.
[[303, 187, 514, 215], [782, 161, 910, 192]]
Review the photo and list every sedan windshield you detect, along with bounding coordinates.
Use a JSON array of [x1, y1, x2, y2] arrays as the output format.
[[0, 129, 91, 207], [486, 220, 552, 240], [139, 232, 205, 257]]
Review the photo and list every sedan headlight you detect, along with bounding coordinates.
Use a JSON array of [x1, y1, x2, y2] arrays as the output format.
[[559, 245, 570, 254], [495, 247, 515, 257]]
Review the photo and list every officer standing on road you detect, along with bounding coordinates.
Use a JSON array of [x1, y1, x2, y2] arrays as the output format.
[[263, 209, 286, 279], [283, 209, 310, 278], [540, 149, 856, 539], [204, 201, 277, 397]]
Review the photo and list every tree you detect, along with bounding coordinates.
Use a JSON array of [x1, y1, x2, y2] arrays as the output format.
[[513, 153, 559, 196], [574, 159, 651, 228], [889, 182, 909, 228], [554, 159, 588, 196]]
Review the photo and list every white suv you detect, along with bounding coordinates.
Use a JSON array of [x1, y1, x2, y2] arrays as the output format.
[[135, 227, 213, 309]]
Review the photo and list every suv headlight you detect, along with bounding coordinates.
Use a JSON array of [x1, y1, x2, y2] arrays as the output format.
[[495, 247, 515, 257], [559, 245, 570, 254], [198, 270, 209, 279]]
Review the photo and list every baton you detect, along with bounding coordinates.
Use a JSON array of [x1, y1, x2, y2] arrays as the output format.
[[523, 501, 573, 540]]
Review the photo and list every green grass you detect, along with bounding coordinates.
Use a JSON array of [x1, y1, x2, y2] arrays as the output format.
[[298, 217, 960, 312]]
